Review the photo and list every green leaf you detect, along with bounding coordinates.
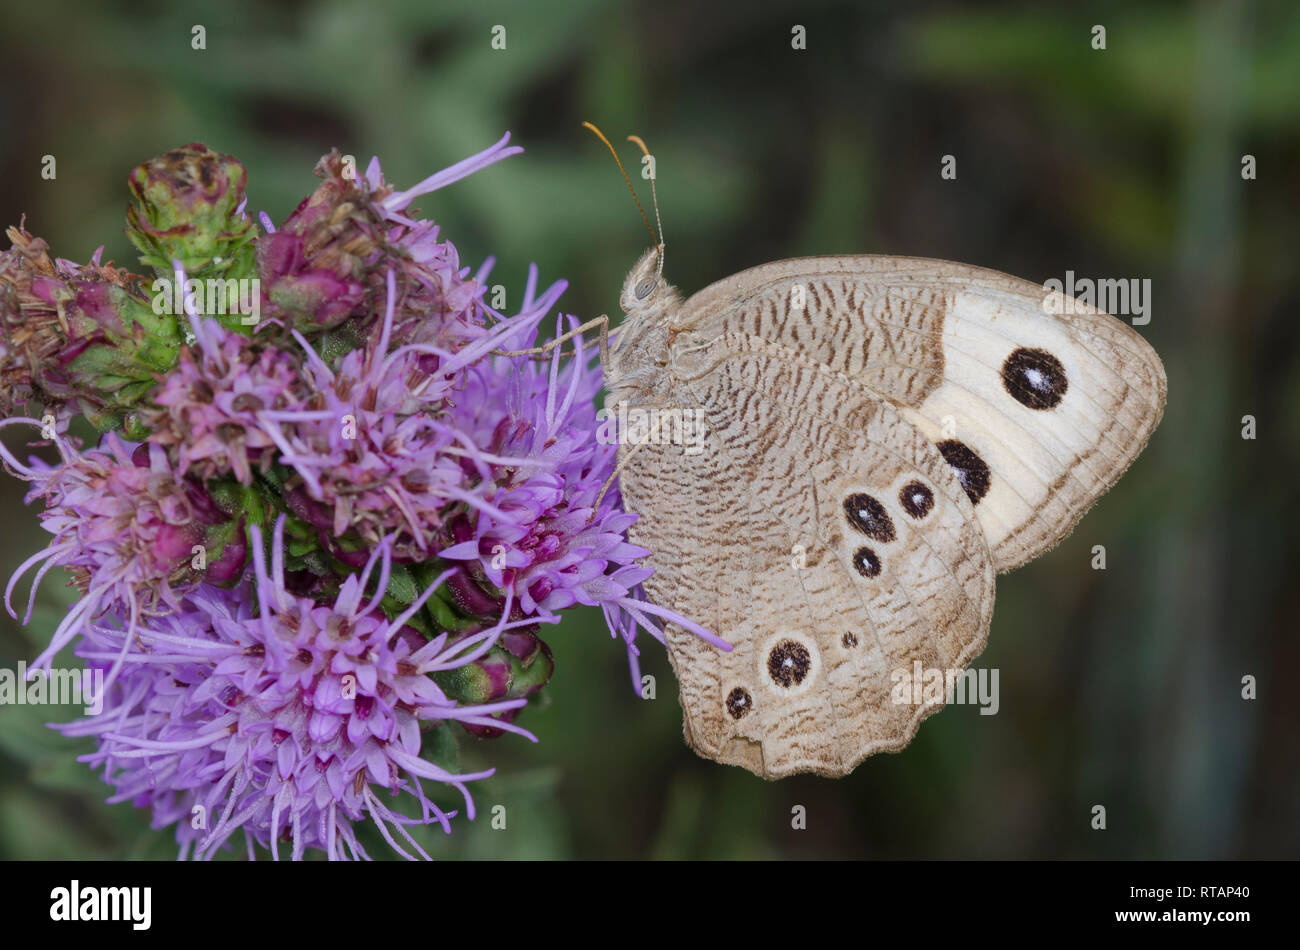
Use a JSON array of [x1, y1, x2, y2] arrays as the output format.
[[422, 723, 462, 775], [386, 564, 418, 606]]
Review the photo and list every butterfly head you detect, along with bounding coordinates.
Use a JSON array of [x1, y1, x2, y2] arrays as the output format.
[[619, 246, 664, 314], [606, 247, 681, 395]]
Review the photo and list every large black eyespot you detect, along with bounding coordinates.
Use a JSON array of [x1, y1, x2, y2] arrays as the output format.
[[936, 440, 991, 505], [843, 493, 896, 542], [1001, 347, 1068, 410], [767, 640, 811, 688]]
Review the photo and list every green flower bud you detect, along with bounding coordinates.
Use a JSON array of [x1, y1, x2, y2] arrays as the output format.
[[126, 144, 258, 284]]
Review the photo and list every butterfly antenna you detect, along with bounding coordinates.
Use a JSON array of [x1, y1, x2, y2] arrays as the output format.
[[582, 121, 659, 254], [626, 134, 665, 277]]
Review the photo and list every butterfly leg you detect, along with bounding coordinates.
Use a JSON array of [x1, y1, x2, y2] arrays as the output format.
[[493, 314, 611, 367], [590, 438, 651, 520], [589, 405, 688, 519]]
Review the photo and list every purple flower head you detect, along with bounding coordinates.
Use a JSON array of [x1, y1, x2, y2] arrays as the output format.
[[146, 321, 312, 484], [259, 134, 522, 358], [0, 425, 246, 680], [161, 263, 563, 566], [0, 134, 726, 859], [58, 517, 544, 860], [436, 314, 728, 691]]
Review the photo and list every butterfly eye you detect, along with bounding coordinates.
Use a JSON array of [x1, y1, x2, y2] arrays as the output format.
[[634, 277, 657, 300]]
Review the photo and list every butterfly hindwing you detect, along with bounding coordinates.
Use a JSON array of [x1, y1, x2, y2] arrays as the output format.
[[617, 337, 995, 778]]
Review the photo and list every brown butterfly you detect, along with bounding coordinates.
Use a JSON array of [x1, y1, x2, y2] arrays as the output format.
[[509, 128, 1166, 778]]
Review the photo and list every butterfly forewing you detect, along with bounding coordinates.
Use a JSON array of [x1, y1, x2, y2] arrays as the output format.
[[676, 256, 1167, 571]]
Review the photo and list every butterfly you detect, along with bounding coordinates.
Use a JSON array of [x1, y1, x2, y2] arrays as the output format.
[[514, 127, 1166, 779], [597, 241, 1167, 778]]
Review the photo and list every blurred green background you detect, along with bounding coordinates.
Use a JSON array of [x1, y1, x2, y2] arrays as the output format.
[[1, 0, 1297, 859]]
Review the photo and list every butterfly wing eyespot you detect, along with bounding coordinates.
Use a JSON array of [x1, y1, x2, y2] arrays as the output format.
[[843, 492, 896, 542], [1001, 347, 1068, 410], [766, 639, 812, 689], [851, 546, 882, 578], [935, 440, 992, 506], [899, 480, 936, 519], [725, 687, 753, 719]]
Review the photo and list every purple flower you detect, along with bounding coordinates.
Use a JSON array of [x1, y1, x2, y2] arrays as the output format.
[[145, 321, 312, 484], [0, 134, 725, 859], [259, 134, 522, 357], [0, 426, 243, 681], [438, 314, 727, 685], [59, 518, 540, 860]]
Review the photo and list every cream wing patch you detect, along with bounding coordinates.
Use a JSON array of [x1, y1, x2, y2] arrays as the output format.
[[900, 288, 1165, 570]]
